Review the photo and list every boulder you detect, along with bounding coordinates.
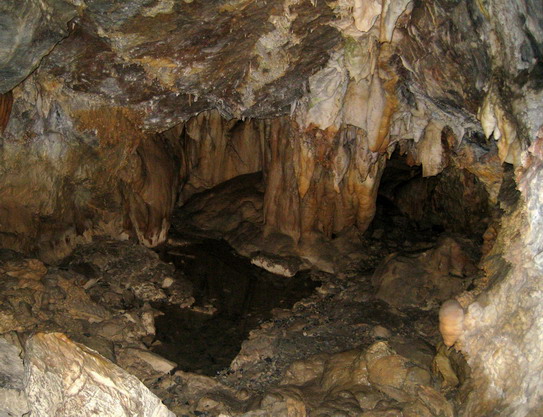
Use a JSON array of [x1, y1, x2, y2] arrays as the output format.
[[24, 332, 174, 417]]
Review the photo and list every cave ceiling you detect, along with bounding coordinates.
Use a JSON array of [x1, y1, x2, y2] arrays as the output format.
[[4, 0, 537, 133], [0, 0, 541, 266]]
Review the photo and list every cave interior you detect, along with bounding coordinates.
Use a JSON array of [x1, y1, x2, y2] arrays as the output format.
[[0, 0, 542, 416]]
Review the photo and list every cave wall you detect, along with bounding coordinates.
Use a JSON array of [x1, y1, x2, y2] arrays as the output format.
[[0, 0, 542, 415], [1, 0, 506, 258], [459, 140, 543, 416], [0, 80, 180, 262]]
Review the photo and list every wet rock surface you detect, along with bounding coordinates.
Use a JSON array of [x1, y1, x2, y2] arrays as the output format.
[[0, 193, 476, 416]]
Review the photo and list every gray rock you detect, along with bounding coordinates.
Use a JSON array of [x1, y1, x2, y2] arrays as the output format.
[[0, 336, 29, 417], [0, 0, 77, 92], [251, 253, 302, 278]]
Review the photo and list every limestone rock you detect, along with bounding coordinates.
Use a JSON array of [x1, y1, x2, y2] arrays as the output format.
[[371, 326, 391, 339], [0, 0, 77, 92], [320, 350, 369, 393], [415, 385, 454, 417], [439, 299, 465, 347], [244, 387, 307, 417], [366, 342, 431, 403], [24, 332, 175, 417], [0, 336, 29, 417], [251, 253, 302, 278], [372, 237, 475, 308], [67, 240, 193, 310], [459, 140, 543, 416], [0, 0, 540, 416], [116, 347, 177, 383], [280, 354, 329, 387]]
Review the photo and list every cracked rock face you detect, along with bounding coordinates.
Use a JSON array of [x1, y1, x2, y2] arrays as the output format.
[[24, 332, 175, 417], [0, 0, 542, 416]]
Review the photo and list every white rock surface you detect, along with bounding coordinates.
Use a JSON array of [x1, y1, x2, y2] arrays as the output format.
[[24, 332, 175, 417], [250, 253, 301, 277]]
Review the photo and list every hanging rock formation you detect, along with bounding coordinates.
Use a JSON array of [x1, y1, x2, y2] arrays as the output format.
[[0, 0, 541, 416]]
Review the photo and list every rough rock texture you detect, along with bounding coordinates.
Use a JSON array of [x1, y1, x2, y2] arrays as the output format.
[[174, 111, 267, 204], [458, 137, 543, 416], [0, 336, 29, 416], [24, 332, 174, 417], [372, 237, 477, 309], [0, 0, 509, 260], [173, 172, 385, 273], [233, 341, 451, 417], [0, 226, 469, 417], [0, 0, 77, 93], [0, 0, 541, 415], [0, 241, 194, 416], [0, 90, 182, 261]]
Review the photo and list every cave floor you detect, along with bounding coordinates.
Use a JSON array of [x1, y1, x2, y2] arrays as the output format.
[[0, 178, 476, 416], [143, 231, 470, 416], [139, 182, 476, 415], [152, 232, 319, 376]]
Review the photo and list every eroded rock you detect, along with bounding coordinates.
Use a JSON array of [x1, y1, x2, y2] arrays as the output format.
[[372, 237, 477, 308], [24, 332, 174, 417], [0, 336, 29, 417]]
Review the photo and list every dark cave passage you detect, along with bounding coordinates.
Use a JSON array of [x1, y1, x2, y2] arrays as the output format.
[[152, 232, 319, 376], [375, 150, 492, 243], [150, 152, 492, 376]]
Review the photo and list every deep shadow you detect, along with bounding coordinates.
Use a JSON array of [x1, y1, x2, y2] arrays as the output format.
[[152, 235, 318, 375]]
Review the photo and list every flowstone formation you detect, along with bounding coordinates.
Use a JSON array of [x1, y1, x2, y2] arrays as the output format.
[[0, 0, 542, 416]]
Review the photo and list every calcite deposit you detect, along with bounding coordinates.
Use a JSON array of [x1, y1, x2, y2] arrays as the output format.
[[0, 0, 541, 416]]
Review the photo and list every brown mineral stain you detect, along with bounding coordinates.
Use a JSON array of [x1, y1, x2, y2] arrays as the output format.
[[0, 90, 13, 134]]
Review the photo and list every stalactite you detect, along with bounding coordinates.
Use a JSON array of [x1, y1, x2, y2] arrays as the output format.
[[120, 135, 179, 248], [261, 120, 388, 242], [179, 110, 267, 203], [263, 117, 301, 241]]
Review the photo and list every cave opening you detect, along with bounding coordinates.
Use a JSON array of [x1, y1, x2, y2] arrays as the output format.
[[146, 115, 496, 382], [373, 148, 492, 247]]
